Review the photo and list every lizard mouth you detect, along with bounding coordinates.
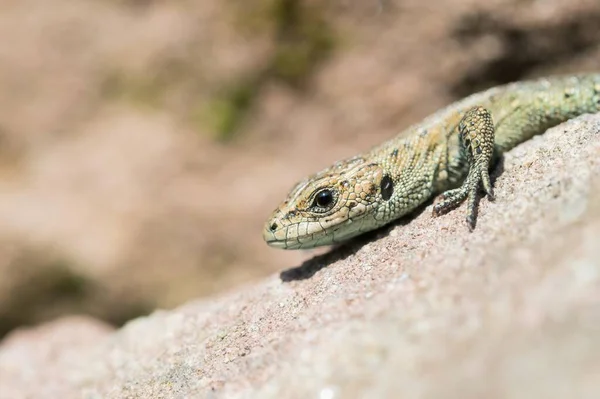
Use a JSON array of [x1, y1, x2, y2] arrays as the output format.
[[262, 224, 297, 249], [263, 217, 366, 249], [265, 240, 302, 249], [263, 235, 303, 250], [262, 219, 323, 250], [263, 236, 285, 248]]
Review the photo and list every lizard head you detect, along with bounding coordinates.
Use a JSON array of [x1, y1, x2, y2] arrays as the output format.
[[263, 157, 394, 249]]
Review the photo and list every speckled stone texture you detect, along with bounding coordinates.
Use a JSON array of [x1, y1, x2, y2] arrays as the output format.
[[1, 113, 599, 398]]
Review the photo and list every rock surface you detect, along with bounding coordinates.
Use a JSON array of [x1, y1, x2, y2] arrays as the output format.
[[1, 114, 599, 398]]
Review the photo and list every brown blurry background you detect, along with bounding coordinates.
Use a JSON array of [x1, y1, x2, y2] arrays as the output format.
[[0, 0, 599, 338]]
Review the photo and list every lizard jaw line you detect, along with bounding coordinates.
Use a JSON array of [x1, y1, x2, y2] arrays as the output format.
[[265, 239, 303, 250]]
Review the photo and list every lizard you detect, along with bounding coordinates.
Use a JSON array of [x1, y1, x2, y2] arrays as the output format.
[[263, 74, 600, 249]]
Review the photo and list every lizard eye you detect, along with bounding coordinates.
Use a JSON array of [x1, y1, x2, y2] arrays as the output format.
[[312, 189, 335, 210]]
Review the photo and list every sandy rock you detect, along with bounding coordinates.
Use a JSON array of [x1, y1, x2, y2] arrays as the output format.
[[0, 316, 113, 399], [1, 113, 599, 398]]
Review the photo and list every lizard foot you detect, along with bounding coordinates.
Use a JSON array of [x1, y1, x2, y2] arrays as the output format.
[[432, 106, 496, 230]]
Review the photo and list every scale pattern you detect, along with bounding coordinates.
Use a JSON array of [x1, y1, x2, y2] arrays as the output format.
[[264, 74, 600, 249]]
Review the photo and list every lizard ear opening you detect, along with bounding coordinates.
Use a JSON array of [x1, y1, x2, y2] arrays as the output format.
[[380, 174, 393, 201]]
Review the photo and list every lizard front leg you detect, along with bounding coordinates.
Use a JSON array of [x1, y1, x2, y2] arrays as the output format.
[[433, 106, 496, 229]]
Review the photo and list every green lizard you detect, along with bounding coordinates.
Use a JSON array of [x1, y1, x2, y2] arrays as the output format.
[[263, 74, 600, 249]]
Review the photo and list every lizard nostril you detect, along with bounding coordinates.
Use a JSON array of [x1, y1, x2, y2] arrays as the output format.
[[270, 222, 278, 232]]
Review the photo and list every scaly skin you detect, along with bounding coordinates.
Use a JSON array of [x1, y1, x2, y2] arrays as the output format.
[[264, 74, 600, 249]]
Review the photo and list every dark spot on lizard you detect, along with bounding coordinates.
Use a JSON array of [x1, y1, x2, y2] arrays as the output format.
[[270, 222, 278, 231], [368, 183, 378, 196], [463, 135, 471, 148], [390, 148, 399, 158], [348, 201, 357, 209], [380, 175, 394, 201], [287, 210, 297, 218]]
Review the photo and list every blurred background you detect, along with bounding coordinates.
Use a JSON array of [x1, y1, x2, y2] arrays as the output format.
[[0, 0, 599, 339]]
